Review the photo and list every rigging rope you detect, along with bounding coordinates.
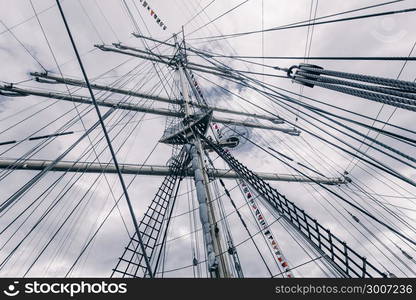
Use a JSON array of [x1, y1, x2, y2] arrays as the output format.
[[56, 0, 154, 277], [192, 5, 415, 42]]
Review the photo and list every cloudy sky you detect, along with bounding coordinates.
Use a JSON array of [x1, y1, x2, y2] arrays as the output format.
[[0, 0, 415, 278]]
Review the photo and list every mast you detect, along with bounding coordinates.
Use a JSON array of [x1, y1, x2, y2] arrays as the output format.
[[173, 34, 231, 278]]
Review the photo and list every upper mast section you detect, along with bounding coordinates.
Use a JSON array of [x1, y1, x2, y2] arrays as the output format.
[[159, 33, 213, 145]]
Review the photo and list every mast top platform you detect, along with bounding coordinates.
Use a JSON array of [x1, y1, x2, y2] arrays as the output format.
[[159, 110, 212, 144]]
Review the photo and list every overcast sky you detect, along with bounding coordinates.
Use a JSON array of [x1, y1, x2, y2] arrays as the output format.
[[0, 0, 415, 278]]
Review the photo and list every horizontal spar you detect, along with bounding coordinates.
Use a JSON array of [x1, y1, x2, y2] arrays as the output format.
[[0, 85, 296, 133], [111, 43, 234, 76], [30, 72, 285, 124], [0, 84, 180, 116], [94, 45, 245, 81], [211, 117, 299, 134], [0, 159, 348, 184]]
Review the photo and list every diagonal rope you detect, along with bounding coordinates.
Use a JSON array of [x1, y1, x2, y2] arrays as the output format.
[[55, 0, 153, 277]]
